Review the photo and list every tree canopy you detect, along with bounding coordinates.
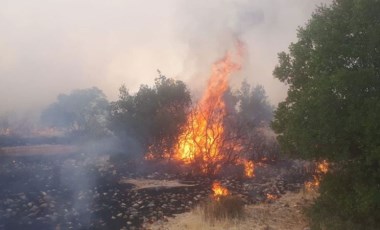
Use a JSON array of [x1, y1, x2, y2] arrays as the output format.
[[272, 0, 380, 228], [272, 0, 380, 161], [236, 80, 273, 128], [109, 73, 191, 156], [41, 87, 109, 140]]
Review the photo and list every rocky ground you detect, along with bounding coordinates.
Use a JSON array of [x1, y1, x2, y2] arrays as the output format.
[[0, 148, 314, 230]]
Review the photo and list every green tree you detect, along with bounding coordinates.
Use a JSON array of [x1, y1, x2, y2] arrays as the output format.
[[236, 80, 274, 128], [272, 0, 380, 229], [41, 87, 110, 140], [109, 72, 191, 157], [227, 81, 278, 161]]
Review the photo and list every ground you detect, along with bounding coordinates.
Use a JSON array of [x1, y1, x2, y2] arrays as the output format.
[[147, 191, 317, 230], [0, 145, 316, 230]]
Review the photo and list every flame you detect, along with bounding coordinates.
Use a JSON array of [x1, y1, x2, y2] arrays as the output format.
[[305, 160, 329, 191], [212, 181, 230, 200], [317, 159, 329, 174], [243, 160, 255, 178], [144, 42, 255, 177], [175, 52, 240, 164], [237, 159, 255, 178], [266, 193, 279, 201], [173, 44, 253, 175]]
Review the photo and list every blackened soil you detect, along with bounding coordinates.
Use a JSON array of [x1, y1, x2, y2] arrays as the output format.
[[0, 153, 312, 230]]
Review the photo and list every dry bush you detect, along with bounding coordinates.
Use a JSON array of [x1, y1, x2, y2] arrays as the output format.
[[200, 195, 245, 223]]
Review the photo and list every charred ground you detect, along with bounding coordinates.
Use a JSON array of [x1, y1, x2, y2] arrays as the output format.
[[0, 149, 314, 230]]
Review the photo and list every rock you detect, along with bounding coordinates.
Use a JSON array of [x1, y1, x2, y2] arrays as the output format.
[[30, 205, 38, 212]]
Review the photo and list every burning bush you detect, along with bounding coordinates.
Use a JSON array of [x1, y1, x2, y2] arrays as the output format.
[[166, 44, 258, 177], [111, 42, 277, 179]]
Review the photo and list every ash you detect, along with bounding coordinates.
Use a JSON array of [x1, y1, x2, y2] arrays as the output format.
[[0, 152, 312, 230]]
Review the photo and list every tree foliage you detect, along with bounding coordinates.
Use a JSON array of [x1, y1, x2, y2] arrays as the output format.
[[41, 87, 110, 140], [236, 80, 274, 128], [272, 0, 380, 228], [109, 73, 191, 156], [232, 81, 277, 161], [272, 0, 380, 161]]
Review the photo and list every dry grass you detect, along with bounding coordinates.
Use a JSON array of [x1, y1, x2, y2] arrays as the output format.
[[200, 195, 245, 223], [119, 178, 197, 190], [147, 191, 316, 230]]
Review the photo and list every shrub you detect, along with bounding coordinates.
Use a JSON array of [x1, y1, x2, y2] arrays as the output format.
[[308, 161, 380, 230]]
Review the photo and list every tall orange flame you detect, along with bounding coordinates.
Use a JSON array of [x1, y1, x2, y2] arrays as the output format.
[[172, 43, 255, 176], [173, 45, 253, 175]]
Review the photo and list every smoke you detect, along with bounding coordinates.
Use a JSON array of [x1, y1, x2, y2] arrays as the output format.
[[173, 0, 333, 103], [0, 0, 332, 114]]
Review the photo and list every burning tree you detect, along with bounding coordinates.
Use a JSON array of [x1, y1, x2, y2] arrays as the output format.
[[171, 45, 255, 177]]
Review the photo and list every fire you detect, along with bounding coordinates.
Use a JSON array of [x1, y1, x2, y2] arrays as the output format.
[[144, 42, 255, 177], [237, 159, 255, 178], [173, 44, 253, 176], [317, 159, 329, 174], [212, 181, 230, 200], [175, 52, 240, 165], [266, 193, 279, 201], [305, 160, 329, 191], [244, 160, 255, 178]]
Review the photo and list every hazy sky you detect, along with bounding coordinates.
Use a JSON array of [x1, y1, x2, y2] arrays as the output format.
[[0, 0, 332, 114]]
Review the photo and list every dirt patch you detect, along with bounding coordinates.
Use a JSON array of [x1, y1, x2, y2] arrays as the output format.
[[120, 178, 197, 190], [147, 191, 317, 230]]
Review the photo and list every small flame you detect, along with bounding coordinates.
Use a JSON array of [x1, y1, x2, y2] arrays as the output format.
[[305, 160, 329, 191], [212, 181, 230, 200], [266, 193, 279, 201], [237, 159, 255, 178], [317, 160, 329, 174]]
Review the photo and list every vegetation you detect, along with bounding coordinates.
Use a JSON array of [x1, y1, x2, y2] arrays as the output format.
[[272, 0, 380, 229], [200, 195, 245, 223], [236, 80, 273, 128], [109, 72, 191, 156], [233, 81, 277, 161], [41, 87, 110, 141]]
